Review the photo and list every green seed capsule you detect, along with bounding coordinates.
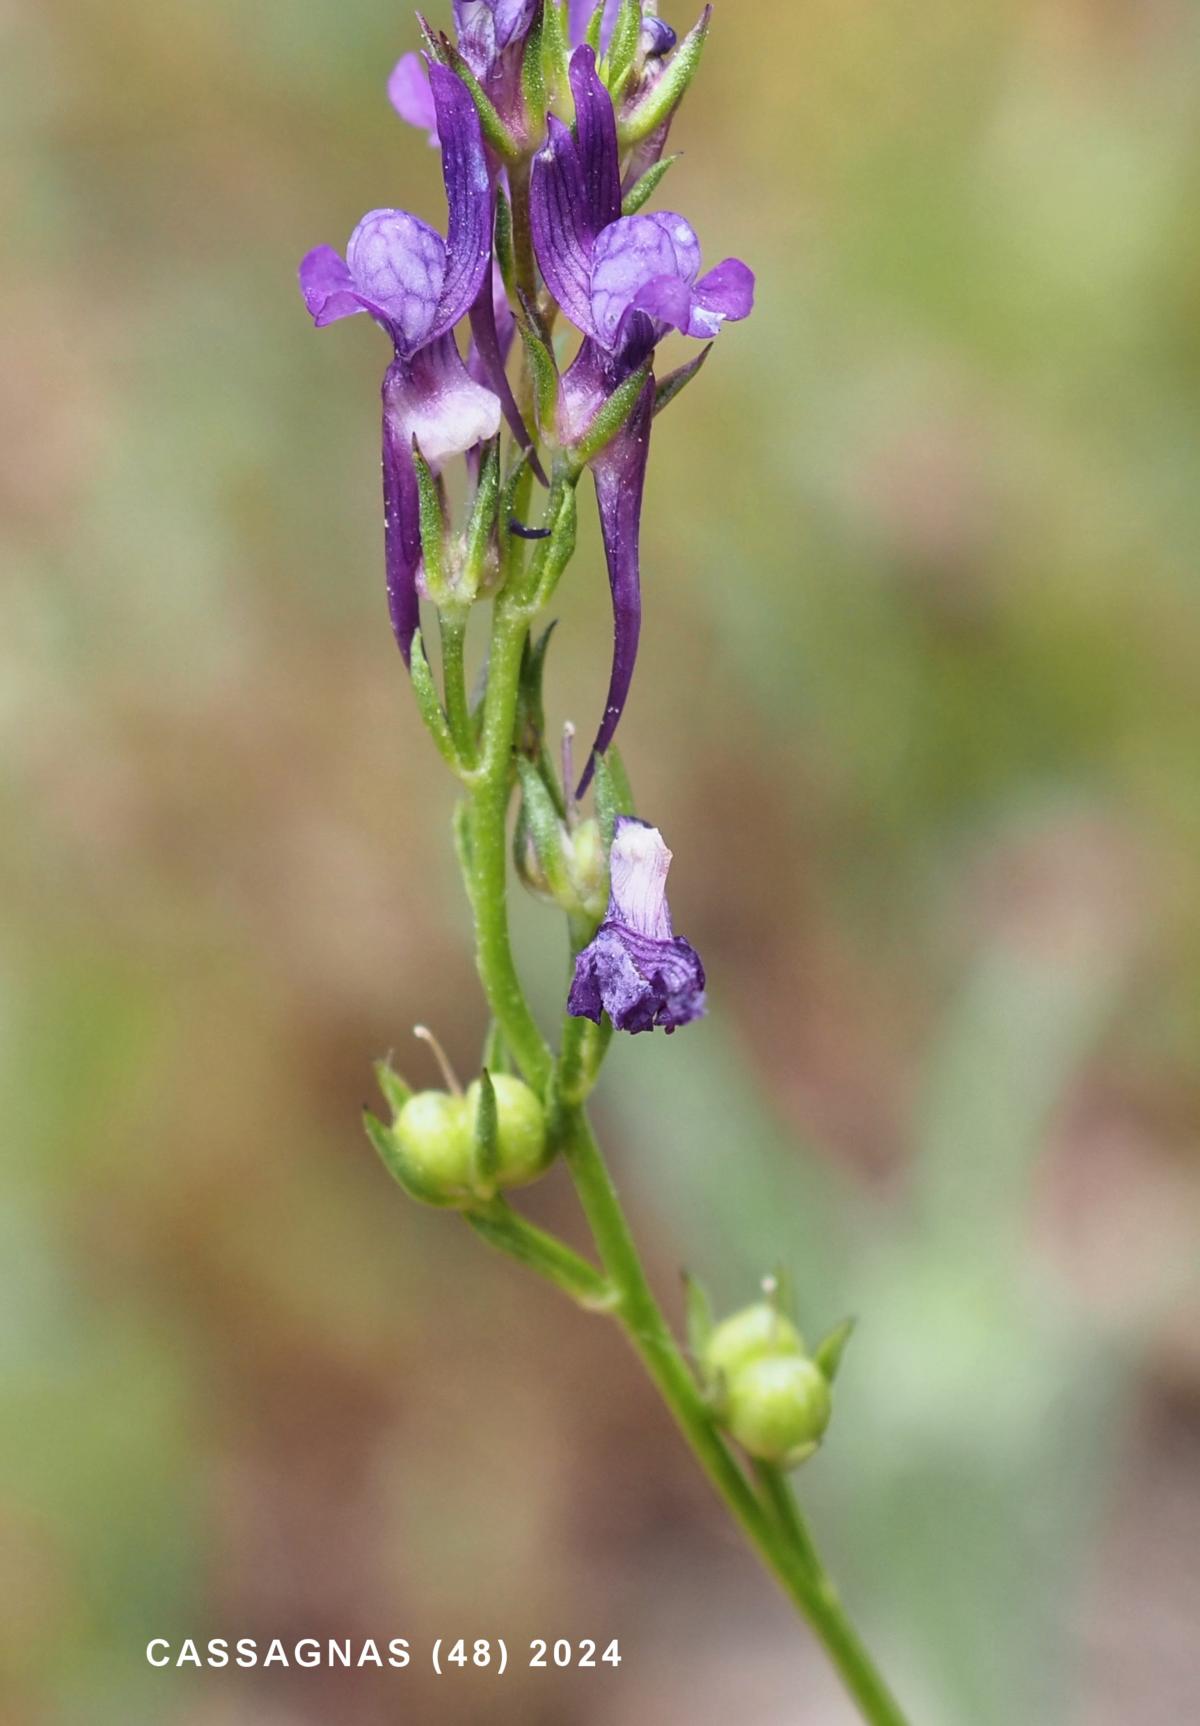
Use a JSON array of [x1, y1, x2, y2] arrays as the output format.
[[393, 1091, 474, 1208], [724, 1355, 832, 1468], [702, 1301, 805, 1393], [465, 1073, 550, 1191]]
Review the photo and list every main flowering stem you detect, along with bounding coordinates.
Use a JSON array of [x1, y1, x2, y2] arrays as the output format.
[[462, 567, 911, 1726]]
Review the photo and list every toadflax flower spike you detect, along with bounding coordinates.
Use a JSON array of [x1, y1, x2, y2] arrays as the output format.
[[531, 45, 753, 788], [298, 63, 498, 663], [569, 817, 707, 1033]]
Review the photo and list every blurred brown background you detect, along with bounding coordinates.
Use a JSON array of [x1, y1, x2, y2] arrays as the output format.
[[4, 0, 1200, 1721]]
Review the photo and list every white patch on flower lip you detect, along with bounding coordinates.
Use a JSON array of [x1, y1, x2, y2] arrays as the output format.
[[410, 374, 501, 471]]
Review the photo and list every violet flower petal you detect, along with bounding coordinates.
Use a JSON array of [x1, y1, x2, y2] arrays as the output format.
[[570, 46, 622, 234], [381, 376, 422, 665], [530, 115, 601, 338], [529, 47, 621, 339], [576, 363, 654, 793], [688, 257, 756, 336], [468, 276, 547, 482], [589, 211, 702, 349], [298, 245, 364, 327], [388, 52, 439, 144], [426, 63, 494, 343], [345, 209, 448, 352]]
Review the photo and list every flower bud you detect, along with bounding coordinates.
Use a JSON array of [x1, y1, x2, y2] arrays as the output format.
[[465, 1072, 552, 1192], [723, 1355, 832, 1468]]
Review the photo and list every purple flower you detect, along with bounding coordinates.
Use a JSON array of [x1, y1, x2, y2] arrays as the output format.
[[530, 46, 753, 788], [299, 65, 498, 662], [569, 817, 707, 1033]]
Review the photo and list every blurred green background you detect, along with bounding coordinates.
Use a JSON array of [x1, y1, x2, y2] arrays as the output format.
[[4, 0, 1200, 1721]]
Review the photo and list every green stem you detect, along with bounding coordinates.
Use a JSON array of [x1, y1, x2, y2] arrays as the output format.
[[507, 155, 539, 312], [469, 594, 553, 1093], [560, 1108, 911, 1726], [455, 452, 910, 1726], [466, 1199, 614, 1311], [755, 1459, 821, 1575]]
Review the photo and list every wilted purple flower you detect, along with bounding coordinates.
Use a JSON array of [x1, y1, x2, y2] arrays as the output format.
[[299, 65, 498, 662], [530, 46, 753, 787], [569, 817, 707, 1033]]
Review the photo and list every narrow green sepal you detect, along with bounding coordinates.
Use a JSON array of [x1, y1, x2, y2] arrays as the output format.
[[463, 437, 501, 595], [415, 13, 443, 61], [411, 441, 447, 600], [363, 1108, 451, 1207], [439, 35, 523, 161], [592, 747, 635, 846], [521, 3, 548, 136], [410, 629, 463, 772], [516, 757, 574, 901], [530, 482, 578, 607], [542, 0, 570, 107], [585, 1, 606, 54], [814, 1317, 856, 1384], [472, 1067, 501, 1192], [604, 0, 642, 97], [683, 1271, 715, 1363], [516, 620, 557, 764], [618, 6, 711, 147], [567, 363, 651, 473], [515, 291, 560, 438], [482, 1019, 514, 1077], [374, 1058, 413, 1120], [622, 152, 682, 217], [655, 344, 712, 416], [494, 183, 515, 295]]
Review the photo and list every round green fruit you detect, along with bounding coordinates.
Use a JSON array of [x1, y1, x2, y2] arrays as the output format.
[[393, 1091, 474, 1207], [465, 1073, 550, 1191], [724, 1355, 832, 1467], [703, 1301, 805, 1392]]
